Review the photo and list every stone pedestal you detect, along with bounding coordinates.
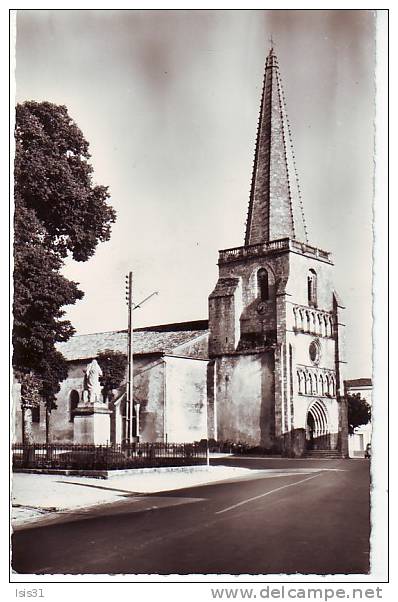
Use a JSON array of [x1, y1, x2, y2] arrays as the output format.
[[73, 402, 112, 445]]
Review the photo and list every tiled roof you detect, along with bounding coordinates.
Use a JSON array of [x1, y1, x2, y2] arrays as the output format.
[[57, 325, 208, 362], [344, 378, 372, 388]]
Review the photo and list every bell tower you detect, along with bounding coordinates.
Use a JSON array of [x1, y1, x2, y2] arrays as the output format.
[[208, 48, 347, 457]]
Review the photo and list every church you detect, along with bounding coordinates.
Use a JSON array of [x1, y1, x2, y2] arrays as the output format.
[[13, 48, 348, 457]]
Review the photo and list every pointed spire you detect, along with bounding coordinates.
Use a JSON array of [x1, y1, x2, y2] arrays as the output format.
[[245, 47, 308, 246]]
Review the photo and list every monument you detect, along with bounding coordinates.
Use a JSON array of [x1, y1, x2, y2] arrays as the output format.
[[73, 359, 112, 445]]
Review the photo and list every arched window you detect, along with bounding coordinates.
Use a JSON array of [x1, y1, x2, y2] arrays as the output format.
[[297, 371, 304, 394], [304, 372, 310, 395], [330, 375, 335, 397], [328, 316, 334, 337], [309, 372, 316, 395], [319, 374, 324, 396], [325, 375, 330, 396], [318, 314, 324, 337], [298, 309, 304, 330], [324, 316, 332, 337], [308, 269, 317, 307], [313, 373, 318, 395], [257, 268, 269, 301], [324, 317, 329, 337], [308, 373, 313, 395], [70, 390, 80, 422]]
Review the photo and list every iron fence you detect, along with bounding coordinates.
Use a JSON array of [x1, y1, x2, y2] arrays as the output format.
[[12, 442, 208, 471]]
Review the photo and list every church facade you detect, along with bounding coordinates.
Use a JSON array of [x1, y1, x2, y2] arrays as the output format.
[[13, 48, 348, 457]]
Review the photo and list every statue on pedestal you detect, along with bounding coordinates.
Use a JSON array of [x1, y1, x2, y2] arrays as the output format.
[[84, 359, 103, 403], [74, 359, 112, 445]]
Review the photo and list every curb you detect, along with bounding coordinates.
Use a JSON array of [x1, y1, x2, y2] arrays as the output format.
[[13, 464, 211, 480]]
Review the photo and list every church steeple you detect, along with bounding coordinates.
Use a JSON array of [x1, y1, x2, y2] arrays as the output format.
[[245, 47, 308, 246]]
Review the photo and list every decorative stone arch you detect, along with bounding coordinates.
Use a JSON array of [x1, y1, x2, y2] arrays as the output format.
[[304, 372, 309, 394], [257, 268, 269, 301], [317, 313, 322, 335], [330, 374, 336, 397], [325, 315, 333, 337], [298, 309, 305, 330], [306, 399, 329, 441], [313, 372, 318, 395], [69, 389, 80, 422], [307, 372, 313, 395], [305, 310, 311, 332], [329, 316, 334, 337], [325, 373, 332, 396], [297, 370, 305, 394], [310, 311, 317, 333], [293, 306, 298, 330], [319, 373, 324, 396], [324, 316, 329, 337], [323, 315, 329, 337], [249, 263, 276, 301], [304, 371, 311, 395], [256, 263, 276, 301], [318, 314, 324, 337]]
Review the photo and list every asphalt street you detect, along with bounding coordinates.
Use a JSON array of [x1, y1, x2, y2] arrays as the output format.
[[12, 457, 370, 575]]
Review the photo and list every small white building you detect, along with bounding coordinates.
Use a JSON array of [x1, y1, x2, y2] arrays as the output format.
[[345, 378, 372, 457]]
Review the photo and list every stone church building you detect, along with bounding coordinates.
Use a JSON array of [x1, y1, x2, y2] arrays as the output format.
[[13, 48, 348, 457]]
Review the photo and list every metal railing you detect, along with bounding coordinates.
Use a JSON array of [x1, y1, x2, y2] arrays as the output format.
[[12, 442, 208, 471]]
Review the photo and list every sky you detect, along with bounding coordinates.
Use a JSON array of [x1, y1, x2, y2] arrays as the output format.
[[14, 9, 376, 379]]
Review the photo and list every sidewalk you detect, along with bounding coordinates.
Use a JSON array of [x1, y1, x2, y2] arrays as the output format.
[[11, 465, 254, 528]]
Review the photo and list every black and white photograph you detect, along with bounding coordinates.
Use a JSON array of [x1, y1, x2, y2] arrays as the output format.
[[9, 7, 388, 585]]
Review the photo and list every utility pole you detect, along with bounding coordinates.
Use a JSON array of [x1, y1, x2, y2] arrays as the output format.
[[125, 272, 133, 444], [125, 272, 158, 444]]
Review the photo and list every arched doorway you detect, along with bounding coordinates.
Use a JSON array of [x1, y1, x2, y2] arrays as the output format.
[[69, 390, 80, 422], [306, 399, 330, 450]]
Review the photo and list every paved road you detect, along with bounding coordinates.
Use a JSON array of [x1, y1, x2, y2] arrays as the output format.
[[12, 458, 370, 575]]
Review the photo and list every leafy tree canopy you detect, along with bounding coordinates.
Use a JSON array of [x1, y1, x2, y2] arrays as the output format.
[[347, 393, 371, 435], [97, 350, 128, 400], [13, 101, 116, 410], [15, 102, 115, 261]]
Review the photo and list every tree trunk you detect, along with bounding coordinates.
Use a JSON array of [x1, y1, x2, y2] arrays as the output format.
[[46, 405, 50, 444], [22, 406, 34, 445], [22, 405, 35, 467]]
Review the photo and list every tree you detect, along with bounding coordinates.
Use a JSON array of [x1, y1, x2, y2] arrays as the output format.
[[13, 101, 116, 441], [346, 393, 371, 435], [97, 350, 128, 402], [19, 373, 42, 445]]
